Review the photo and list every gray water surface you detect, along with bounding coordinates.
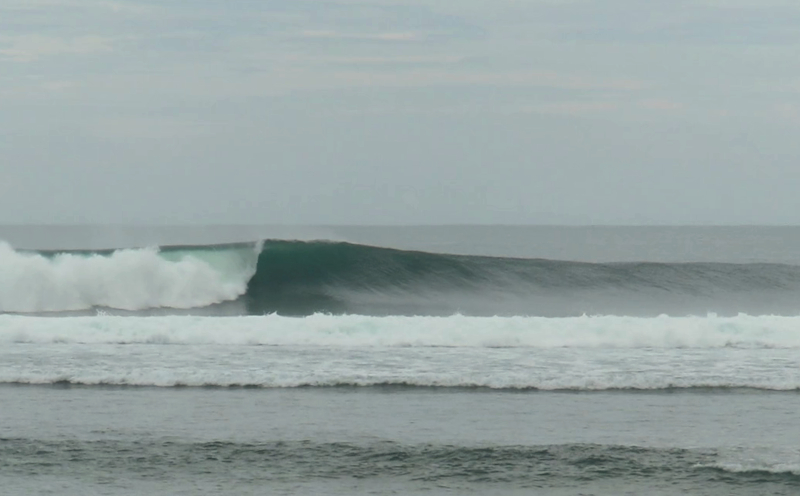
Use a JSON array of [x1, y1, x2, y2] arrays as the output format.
[[2, 386, 800, 495]]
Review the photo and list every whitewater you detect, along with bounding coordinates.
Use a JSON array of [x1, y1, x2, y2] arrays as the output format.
[[0, 241, 259, 312], [2, 313, 800, 389]]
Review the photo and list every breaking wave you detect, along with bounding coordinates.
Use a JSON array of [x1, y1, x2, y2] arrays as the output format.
[[3, 239, 800, 316], [0, 241, 258, 313]]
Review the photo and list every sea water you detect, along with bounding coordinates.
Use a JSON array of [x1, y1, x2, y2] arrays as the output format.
[[1, 225, 800, 495]]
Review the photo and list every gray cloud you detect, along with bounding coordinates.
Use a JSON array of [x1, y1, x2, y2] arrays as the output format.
[[1, 0, 799, 225]]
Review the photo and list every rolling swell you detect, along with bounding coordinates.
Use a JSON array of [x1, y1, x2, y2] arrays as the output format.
[[245, 240, 800, 316], [2, 439, 797, 492]]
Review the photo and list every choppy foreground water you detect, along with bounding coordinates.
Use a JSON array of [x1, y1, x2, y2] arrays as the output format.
[[3, 386, 800, 495]]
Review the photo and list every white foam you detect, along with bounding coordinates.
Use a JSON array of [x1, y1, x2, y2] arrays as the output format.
[[0, 242, 257, 312], [700, 462, 800, 475], [2, 343, 800, 389], [2, 313, 800, 348], [697, 448, 800, 475], [4, 314, 800, 389]]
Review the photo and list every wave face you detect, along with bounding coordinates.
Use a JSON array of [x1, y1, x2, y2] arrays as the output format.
[[248, 241, 800, 316], [4, 239, 800, 316]]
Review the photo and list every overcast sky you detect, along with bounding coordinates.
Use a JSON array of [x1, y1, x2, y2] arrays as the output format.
[[1, 0, 799, 225]]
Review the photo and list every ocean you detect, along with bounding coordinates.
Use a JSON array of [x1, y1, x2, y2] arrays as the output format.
[[1, 225, 800, 495]]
